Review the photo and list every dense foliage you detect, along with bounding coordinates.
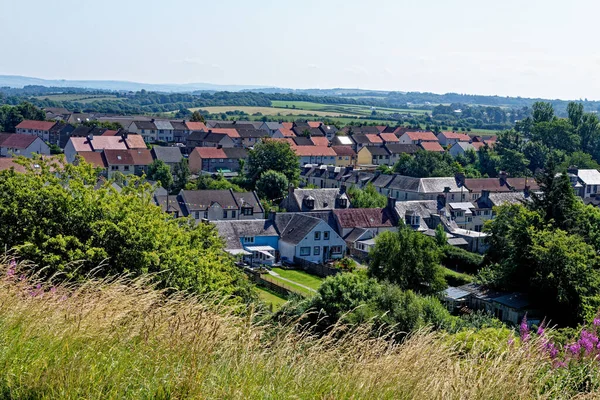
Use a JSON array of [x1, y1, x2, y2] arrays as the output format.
[[480, 159, 600, 325], [0, 158, 251, 299], [245, 140, 299, 187], [369, 228, 446, 294], [346, 183, 387, 208], [0, 101, 45, 132], [255, 170, 288, 201]]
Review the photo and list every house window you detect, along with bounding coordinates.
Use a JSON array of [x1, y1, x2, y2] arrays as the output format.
[[194, 211, 200, 219], [123, 166, 130, 171], [111, 166, 118, 171], [331, 246, 342, 254], [314, 231, 321, 240], [314, 246, 321, 256], [484, 210, 490, 216], [223, 210, 228, 219], [588, 186, 592, 194], [231, 210, 237, 218], [324, 231, 330, 240], [219, 159, 224, 163], [243, 236, 255, 244], [472, 194, 477, 200], [451, 194, 455, 200], [204, 211, 208, 219], [242, 207, 253, 216], [300, 247, 311, 256], [467, 217, 472, 222]]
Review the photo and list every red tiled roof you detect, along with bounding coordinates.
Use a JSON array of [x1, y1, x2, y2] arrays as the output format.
[[278, 128, 296, 137], [375, 125, 387, 133], [15, 120, 55, 131], [464, 178, 512, 193], [0, 133, 38, 149], [440, 131, 470, 141], [293, 146, 336, 156], [484, 136, 498, 143], [209, 128, 240, 138], [331, 146, 356, 156], [69, 137, 128, 152], [471, 142, 486, 150], [310, 137, 330, 146], [0, 158, 26, 173], [129, 149, 153, 165], [270, 138, 297, 147], [281, 122, 293, 130], [507, 178, 540, 191], [379, 133, 399, 143], [104, 149, 135, 165], [405, 131, 438, 141], [77, 151, 107, 168], [193, 147, 227, 159], [124, 134, 147, 149], [365, 134, 383, 144], [333, 208, 395, 229], [101, 130, 119, 136], [185, 122, 208, 131], [307, 121, 322, 128], [419, 142, 445, 152]]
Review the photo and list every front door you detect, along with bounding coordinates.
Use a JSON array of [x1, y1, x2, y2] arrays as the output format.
[[323, 246, 329, 262]]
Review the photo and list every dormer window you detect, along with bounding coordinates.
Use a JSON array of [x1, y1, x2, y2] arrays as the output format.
[[304, 196, 315, 209], [242, 206, 253, 216]]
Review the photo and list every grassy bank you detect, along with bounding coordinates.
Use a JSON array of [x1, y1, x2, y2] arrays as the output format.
[[0, 262, 592, 399]]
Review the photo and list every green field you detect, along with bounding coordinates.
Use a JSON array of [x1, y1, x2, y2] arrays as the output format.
[[271, 267, 323, 291], [271, 100, 429, 116], [256, 287, 287, 310], [191, 105, 356, 118], [33, 94, 119, 103]]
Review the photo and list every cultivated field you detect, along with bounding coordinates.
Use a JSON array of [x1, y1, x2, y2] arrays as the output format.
[[33, 94, 119, 103], [190, 106, 356, 117]]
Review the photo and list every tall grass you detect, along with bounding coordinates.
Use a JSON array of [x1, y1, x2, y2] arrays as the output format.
[[0, 260, 591, 399]]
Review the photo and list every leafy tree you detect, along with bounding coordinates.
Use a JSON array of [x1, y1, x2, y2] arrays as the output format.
[[0, 157, 252, 299], [194, 174, 244, 192], [498, 148, 530, 177], [82, 120, 123, 130], [190, 110, 205, 122], [255, 170, 288, 201], [369, 228, 446, 294], [530, 158, 580, 231], [532, 101, 554, 123], [347, 183, 387, 208], [147, 160, 173, 190], [246, 140, 299, 187], [434, 224, 447, 247], [172, 158, 191, 192]]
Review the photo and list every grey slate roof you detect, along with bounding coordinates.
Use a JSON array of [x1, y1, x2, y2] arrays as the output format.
[[180, 190, 245, 212], [222, 148, 248, 159], [132, 121, 157, 130], [169, 120, 188, 130], [419, 177, 463, 193], [293, 137, 313, 146], [275, 214, 321, 245], [154, 120, 174, 130], [394, 200, 438, 231], [388, 175, 421, 191], [231, 191, 263, 214], [367, 146, 390, 156], [237, 129, 268, 138], [151, 146, 183, 164], [488, 192, 528, 207], [213, 219, 278, 250], [283, 188, 350, 212], [343, 227, 372, 243], [154, 194, 184, 215]]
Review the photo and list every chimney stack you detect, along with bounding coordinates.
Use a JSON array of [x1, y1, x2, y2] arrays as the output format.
[[387, 195, 396, 212]]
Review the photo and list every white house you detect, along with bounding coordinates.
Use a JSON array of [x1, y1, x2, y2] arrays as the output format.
[[275, 213, 346, 264], [449, 142, 477, 158], [0, 133, 50, 158]]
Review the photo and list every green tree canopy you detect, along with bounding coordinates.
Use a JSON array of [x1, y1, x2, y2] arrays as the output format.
[[255, 170, 289, 201], [246, 140, 299, 187], [369, 228, 446, 294], [346, 183, 387, 208], [147, 159, 173, 191], [0, 157, 251, 300]]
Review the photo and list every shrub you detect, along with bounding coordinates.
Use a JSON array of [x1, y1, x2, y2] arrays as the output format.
[[441, 246, 483, 273]]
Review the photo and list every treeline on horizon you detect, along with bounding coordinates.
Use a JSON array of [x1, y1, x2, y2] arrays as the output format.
[[1, 85, 599, 118]]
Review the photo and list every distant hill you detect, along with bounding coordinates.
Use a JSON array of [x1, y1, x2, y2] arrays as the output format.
[[0, 75, 272, 93]]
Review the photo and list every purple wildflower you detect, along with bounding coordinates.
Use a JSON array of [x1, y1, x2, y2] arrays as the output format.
[[507, 337, 514, 346], [594, 318, 600, 328], [578, 330, 599, 355], [566, 342, 581, 357], [49, 286, 57, 294], [520, 315, 530, 342], [544, 341, 559, 359]]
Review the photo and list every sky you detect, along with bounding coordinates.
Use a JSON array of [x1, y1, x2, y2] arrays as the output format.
[[1, 0, 599, 100]]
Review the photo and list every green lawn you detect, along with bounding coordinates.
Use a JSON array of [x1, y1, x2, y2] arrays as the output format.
[[271, 267, 323, 291], [256, 287, 287, 310], [264, 274, 314, 296]]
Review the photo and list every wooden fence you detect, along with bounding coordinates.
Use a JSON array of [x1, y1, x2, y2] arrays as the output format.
[[293, 257, 340, 278]]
